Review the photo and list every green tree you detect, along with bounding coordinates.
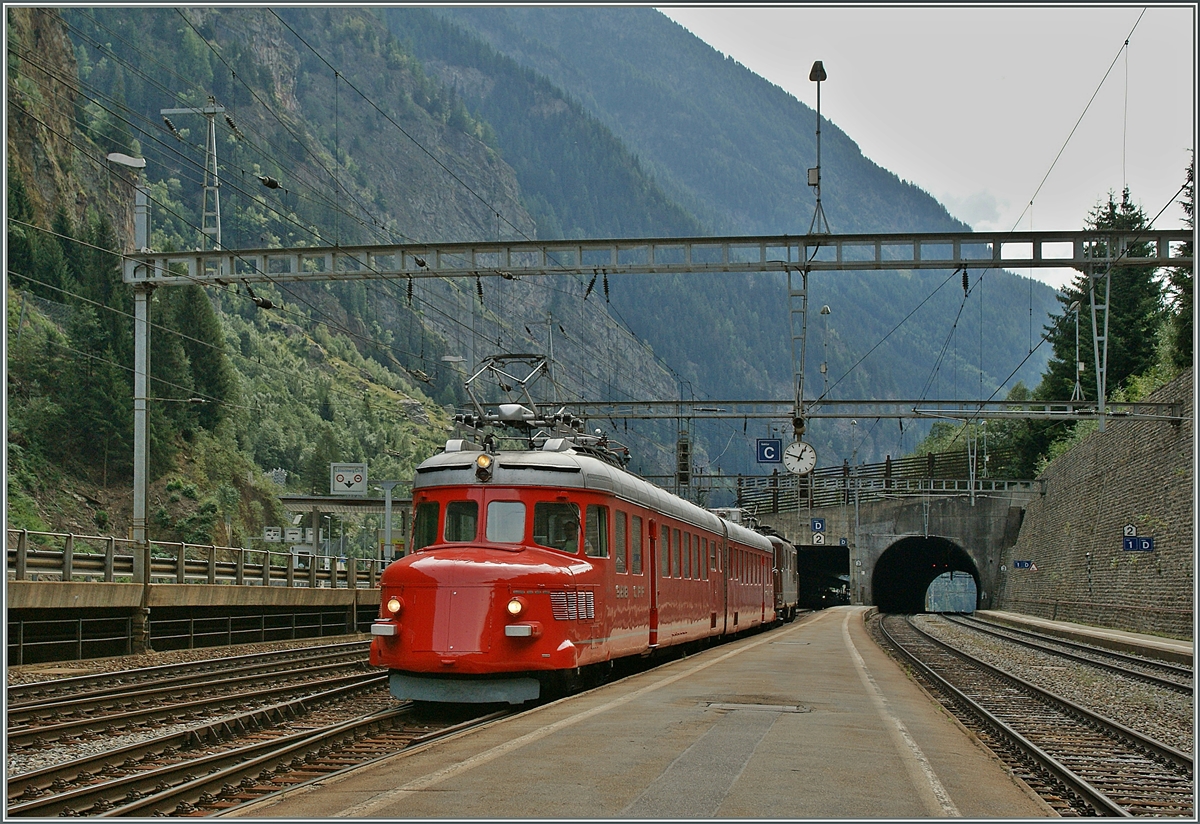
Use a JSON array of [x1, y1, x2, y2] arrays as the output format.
[[1037, 189, 1164, 404], [171, 284, 240, 430], [1166, 157, 1193, 370]]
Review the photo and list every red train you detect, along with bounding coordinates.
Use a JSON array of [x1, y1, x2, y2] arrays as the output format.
[[369, 434, 799, 704]]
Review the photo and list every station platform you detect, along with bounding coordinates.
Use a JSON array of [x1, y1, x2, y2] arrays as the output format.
[[977, 610, 1193, 665], [227, 606, 1054, 819]]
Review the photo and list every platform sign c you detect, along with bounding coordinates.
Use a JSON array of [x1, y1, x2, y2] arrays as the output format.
[[756, 439, 782, 463]]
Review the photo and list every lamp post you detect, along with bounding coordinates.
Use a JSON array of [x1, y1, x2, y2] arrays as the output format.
[[808, 60, 830, 235], [820, 304, 831, 398], [1069, 300, 1085, 402], [850, 419, 860, 604], [108, 152, 153, 653]]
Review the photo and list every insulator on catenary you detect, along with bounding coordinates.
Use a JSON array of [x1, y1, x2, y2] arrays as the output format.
[[407, 278, 413, 306], [603, 273, 609, 302], [962, 270, 969, 294], [258, 175, 280, 189], [476, 276, 483, 305], [584, 272, 597, 300]]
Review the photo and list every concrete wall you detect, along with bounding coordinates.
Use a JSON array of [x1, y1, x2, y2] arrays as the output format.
[[996, 368, 1193, 640], [763, 491, 1034, 607]]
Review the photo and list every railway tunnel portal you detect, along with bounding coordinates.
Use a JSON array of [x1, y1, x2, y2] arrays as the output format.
[[760, 491, 1033, 611]]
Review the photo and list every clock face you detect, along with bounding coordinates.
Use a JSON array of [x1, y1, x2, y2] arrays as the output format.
[[783, 441, 817, 475]]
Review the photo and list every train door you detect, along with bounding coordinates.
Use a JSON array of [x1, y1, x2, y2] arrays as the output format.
[[647, 518, 659, 648]]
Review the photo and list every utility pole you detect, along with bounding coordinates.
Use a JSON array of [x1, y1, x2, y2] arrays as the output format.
[[162, 97, 225, 251]]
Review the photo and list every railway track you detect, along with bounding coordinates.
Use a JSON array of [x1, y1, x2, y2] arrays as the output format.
[[947, 614, 1193, 693], [6, 644, 513, 817], [878, 614, 1193, 817]]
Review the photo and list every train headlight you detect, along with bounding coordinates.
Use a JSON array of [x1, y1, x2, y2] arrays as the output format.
[[475, 453, 494, 482], [386, 597, 403, 615], [506, 597, 525, 617]]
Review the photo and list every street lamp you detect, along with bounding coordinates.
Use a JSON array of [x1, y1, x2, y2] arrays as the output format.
[[1068, 300, 1084, 401], [820, 305, 831, 398]]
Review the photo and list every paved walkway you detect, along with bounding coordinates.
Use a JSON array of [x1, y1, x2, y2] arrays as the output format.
[[231, 606, 1054, 819]]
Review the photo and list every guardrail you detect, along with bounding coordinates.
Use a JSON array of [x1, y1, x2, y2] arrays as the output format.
[[5, 529, 387, 588], [736, 472, 1044, 513]]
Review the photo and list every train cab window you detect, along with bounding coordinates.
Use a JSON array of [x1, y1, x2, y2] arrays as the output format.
[[533, 502, 581, 553], [585, 505, 609, 558], [671, 529, 681, 578], [631, 516, 644, 575], [412, 501, 439, 551], [486, 501, 526, 543], [660, 525, 670, 578], [615, 511, 628, 573], [444, 501, 478, 542]]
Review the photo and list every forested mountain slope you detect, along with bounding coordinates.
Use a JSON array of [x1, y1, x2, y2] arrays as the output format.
[[8, 6, 1071, 543]]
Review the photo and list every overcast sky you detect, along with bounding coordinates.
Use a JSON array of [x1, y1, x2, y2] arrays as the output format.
[[659, 5, 1196, 290]]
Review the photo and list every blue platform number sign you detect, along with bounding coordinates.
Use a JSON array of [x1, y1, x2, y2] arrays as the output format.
[[1123, 536, 1155, 552], [756, 438, 782, 463], [839, 537, 848, 547], [810, 518, 825, 533], [1013, 560, 1033, 569]]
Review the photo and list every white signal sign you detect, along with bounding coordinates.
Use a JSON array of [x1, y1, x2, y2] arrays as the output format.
[[812, 532, 825, 545], [330, 462, 368, 496], [263, 526, 282, 543]]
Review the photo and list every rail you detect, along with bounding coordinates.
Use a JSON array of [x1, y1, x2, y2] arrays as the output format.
[[5, 529, 385, 588]]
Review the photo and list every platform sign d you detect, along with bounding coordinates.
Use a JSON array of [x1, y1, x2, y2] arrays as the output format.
[[811, 517, 826, 533], [756, 439, 782, 463], [330, 462, 368, 496]]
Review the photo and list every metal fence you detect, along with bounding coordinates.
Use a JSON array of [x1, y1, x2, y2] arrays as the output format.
[[5, 529, 387, 588], [736, 450, 1042, 514]]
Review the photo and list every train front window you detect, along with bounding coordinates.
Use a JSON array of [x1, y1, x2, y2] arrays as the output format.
[[486, 501, 526, 543], [412, 501, 439, 551], [533, 502, 581, 553], [444, 501, 478, 542]]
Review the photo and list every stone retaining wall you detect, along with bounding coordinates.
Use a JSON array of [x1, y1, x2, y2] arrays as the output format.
[[997, 369, 1193, 639]]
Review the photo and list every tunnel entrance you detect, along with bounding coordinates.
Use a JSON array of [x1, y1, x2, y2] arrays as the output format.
[[798, 545, 850, 609], [872, 536, 979, 613]]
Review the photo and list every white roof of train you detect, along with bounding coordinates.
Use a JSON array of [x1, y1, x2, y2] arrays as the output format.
[[415, 440, 772, 551]]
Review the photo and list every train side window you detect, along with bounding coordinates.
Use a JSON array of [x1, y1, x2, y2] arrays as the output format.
[[533, 502, 581, 553], [671, 529, 681, 578], [710, 538, 718, 573], [701, 537, 709, 581], [615, 511, 628, 573], [661, 524, 670, 578], [486, 501, 525, 543], [631, 516, 644, 575], [444, 501, 478, 542], [683, 533, 692, 579], [693, 539, 701, 581], [412, 501, 439, 551], [585, 505, 608, 558]]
